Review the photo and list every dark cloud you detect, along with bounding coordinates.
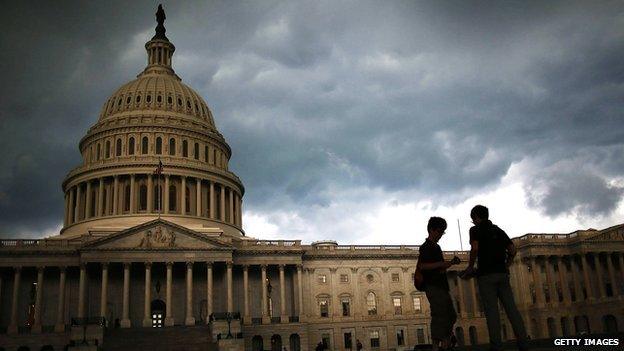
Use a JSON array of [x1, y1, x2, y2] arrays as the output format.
[[1, 0, 623, 237]]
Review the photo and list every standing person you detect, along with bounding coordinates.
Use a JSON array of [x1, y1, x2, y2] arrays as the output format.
[[461, 205, 529, 351], [418, 217, 461, 351]]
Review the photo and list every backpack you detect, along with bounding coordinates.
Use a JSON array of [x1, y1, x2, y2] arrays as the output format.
[[414, 262, 425, 291]]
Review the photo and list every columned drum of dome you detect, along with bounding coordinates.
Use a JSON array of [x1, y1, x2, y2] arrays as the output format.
[[60, 7, 244, 238]]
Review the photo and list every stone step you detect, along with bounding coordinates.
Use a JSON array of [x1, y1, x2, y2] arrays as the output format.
[[103, 325, 217, 351]]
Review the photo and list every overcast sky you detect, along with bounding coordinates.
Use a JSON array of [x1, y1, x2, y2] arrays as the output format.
[[1, 1, 623, 249]]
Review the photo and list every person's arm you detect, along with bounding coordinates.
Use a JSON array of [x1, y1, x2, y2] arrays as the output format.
[[467, 239, 478, 269], [419, 260, 452, 271]]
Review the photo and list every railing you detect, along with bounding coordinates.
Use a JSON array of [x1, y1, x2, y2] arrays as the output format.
[[289, 316, 299, 323], [241, 240, 301, 247], [251, 317, 262, 325], [0, 239, 73, 248], [312, 245, 421, 251], [211, 312, 241, 321], [71, 317, 106, 326], [270, 317, 280, 324]]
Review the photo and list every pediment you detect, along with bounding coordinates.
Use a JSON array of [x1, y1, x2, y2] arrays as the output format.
[[585, 224, 624, 242], [82, 219, 233, 251]]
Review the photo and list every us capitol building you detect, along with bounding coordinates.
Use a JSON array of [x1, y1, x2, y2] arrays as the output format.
[[1, 7, 623, 351]]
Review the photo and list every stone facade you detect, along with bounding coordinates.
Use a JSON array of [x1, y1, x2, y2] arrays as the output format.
[[1, 6, 623, 351]]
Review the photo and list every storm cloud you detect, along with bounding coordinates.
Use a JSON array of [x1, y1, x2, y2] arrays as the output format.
[[1, 1, 623, 242]]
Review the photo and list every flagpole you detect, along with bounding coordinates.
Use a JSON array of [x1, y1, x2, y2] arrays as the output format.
[[457, 219, 463, 251], [158, 158, 162, 219]]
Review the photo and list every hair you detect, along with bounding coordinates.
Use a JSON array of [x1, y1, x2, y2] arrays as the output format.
[[470, 205, 489, 220], [427, 216, 447, 233]]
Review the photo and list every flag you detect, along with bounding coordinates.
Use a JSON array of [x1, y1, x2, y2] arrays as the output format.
[[154, 159, 163, 175]]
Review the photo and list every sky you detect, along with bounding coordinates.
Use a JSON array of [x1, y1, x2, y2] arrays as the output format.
[[1, 1, 623, 249]]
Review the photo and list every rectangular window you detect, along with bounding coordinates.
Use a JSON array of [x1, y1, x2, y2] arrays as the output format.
[[344, 332, 353, 349], [318, 274, 327, 283], [392, 273, 400, 282], [396, 329, 405, 346], [322, 333, 331, 349], [417, 327, 425, 344], [341, 298, 351, 316], [413, 296, 422, 313], [319, 300, 329, 317], [340, 274, 349, 283], [393, 297, 402, 315], [370, 330, 380, 348]]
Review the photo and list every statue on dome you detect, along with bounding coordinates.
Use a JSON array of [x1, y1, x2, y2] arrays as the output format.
[[154, 4, 168, 40]]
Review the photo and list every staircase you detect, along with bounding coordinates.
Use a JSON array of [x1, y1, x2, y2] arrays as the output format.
[[103, 325, 218, 351]]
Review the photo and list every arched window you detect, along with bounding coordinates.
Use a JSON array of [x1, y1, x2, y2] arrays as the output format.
[[169, 185, 177, 211], [139, 184, 147, 211], [169, 138, 176, 156], [182, 140, 188, 157], [194, 143, 199, 160], [96, 143, 101, 161], [156, 137, 162, 154], [204, 145, 209, 162], [116, 139, 122, 156], [469, 326, 478, 345], [124, 184, 131, 212], [366, 292, 377, 315], [105, 140, 111, 158], [142, 136, 148, 154], [154, 185, 162, 212], [128, 137, 135, 155], [185, 187, 190, 214], [213, 149, 217, 165]]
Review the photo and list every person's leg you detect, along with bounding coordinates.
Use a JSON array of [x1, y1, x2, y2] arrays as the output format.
[[426, 287, 442, 351], [478, 274, 503, 350], [498, 273, 529, 351]]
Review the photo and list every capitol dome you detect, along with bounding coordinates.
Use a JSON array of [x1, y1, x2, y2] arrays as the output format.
[[60, 8, 244, 238]]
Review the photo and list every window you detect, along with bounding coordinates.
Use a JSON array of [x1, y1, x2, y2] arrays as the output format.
[[413, 296, 422, 313], [340, 274, 349, 283], [142, 136, 149, 154], [167, 96, 172, 104], [169, 138, 176, 156], [185, 187, 190, 214], [321, 334, 331, 350], [392, 273, 400, 282], [319, 300, 329, 317], [96, 143, 101, 160], [194, 143, 199, 160], [116, 139, 122, 156], [396, 329, 405, 346], [169, 185, 177, 211], [128, 137, 135, 155], [416, 327, 425, 344], [341, 297, 350, 316], [183, 140, 188, 157], [156, 137, 162, 154], [343, 332, 352, 350], [146, 95, 152, 103], [318, 275, 327, 284], [393, 297, 402, 315], [157, 95, 162, 103], [366, 274, 374, 283], [177, 97, 182, 106], [367, 292, 377, 315], [370, 330, 380, 348], [139, 184, 147, 211], [204, 146, 209, 162], [124, 184, 131, 212], [136, 95, 141, 103], [105, 140, 111, 158]]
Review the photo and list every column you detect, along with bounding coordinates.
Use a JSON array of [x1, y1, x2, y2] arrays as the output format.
[[78, 263, 87, 319], [85, 181, 92, 218], [32, 266, 45, 333], [556, 257, 571, 304], [97, 178, 104, 216], [227, 262, 233, 313], [544, 257, 556, 304], [470, 277, 480, 316], [531, 257, 545, 306], [181, 176, 187, 215], [8, 267, 21, 334], [279, 264, 287, 323], [243, 265, 250, 324], [143, 262, 152, 327], [113, 175, 119, 215], [100, 263, 109, 318], [297, 265, 304, 321], [196, 178, 202, 216], [220, 185, 226, 221], [206, 262, 213, 322], [594, 253, 606, 299], [68, 187, 75, 224], [209, 181, 215, 219], [229, 189, 234, 223], [456, 274, 467, 318], [185, 262, 195, 325], [606, 253, 617, 298], [147, 174, 153, 212], [129, 174, 136, 213], [261, 265, 269, 324], [165, 262, 174, 326], [121, 263, 131, 328], [571, 256, 583, 302], [75, 184, 82, 221], [580, 254, 594, 300], [55, 267, 67, 332], [164, 175, 170, 214], [64, 193, 69, 226]]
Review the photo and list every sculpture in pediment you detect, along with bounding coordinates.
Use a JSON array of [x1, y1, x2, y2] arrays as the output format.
[[138, 226, 177, 248]]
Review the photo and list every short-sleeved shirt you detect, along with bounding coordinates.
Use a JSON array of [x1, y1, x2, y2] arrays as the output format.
[[469, 220, 513, 276], [418, 238, 449, 290]]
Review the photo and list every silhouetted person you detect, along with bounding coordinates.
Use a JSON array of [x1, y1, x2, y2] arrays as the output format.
[[418, 217, 460, 351], [315, 341, 324, 351], [461, 205, 529, 351], [356, 339, 363, 351]]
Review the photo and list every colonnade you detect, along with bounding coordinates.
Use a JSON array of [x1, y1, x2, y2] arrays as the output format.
[[4, 262, 304, 333], [63, 174, 242, 228]]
